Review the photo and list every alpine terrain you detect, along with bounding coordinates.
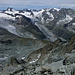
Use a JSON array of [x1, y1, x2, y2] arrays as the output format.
[[0, 8, 75, 75]]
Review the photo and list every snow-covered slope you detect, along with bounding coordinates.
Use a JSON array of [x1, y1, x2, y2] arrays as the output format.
[[0, 13, 15, 20]]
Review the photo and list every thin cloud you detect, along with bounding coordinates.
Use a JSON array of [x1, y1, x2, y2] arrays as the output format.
[[0, 0, 75, 9], [61, 4, 75, 7]]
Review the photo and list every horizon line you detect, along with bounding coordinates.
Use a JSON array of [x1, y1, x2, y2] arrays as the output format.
[[0, 7, 75, 11]]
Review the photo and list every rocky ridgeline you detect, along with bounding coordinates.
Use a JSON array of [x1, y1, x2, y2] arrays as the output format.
[[0, 36, 75, 75]]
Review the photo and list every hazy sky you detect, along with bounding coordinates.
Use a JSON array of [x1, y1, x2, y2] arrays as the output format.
[[0, 0, 75, 10]]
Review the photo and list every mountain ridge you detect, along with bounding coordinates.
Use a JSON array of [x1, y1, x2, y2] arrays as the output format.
[[0, 7, 75, 41]]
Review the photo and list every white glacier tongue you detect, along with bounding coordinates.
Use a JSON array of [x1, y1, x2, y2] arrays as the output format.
[[35, 22, 57, 41], [6, 25, 19, 36], [0, 19, 20, 36]]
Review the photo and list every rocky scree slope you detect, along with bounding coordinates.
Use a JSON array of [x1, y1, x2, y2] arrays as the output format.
[[0, 36, 75, 75]]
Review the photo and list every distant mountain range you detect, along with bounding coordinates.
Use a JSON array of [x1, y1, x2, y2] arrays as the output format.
[[0, 7, 75, 41]]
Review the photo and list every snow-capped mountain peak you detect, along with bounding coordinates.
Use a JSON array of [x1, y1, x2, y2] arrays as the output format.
[[53, 8, 61, 11]]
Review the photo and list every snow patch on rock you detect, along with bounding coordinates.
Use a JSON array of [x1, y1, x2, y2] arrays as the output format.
[[46, 12, 54, 21], [29, 54, 41, 64], [57, 14, 73, 25]]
